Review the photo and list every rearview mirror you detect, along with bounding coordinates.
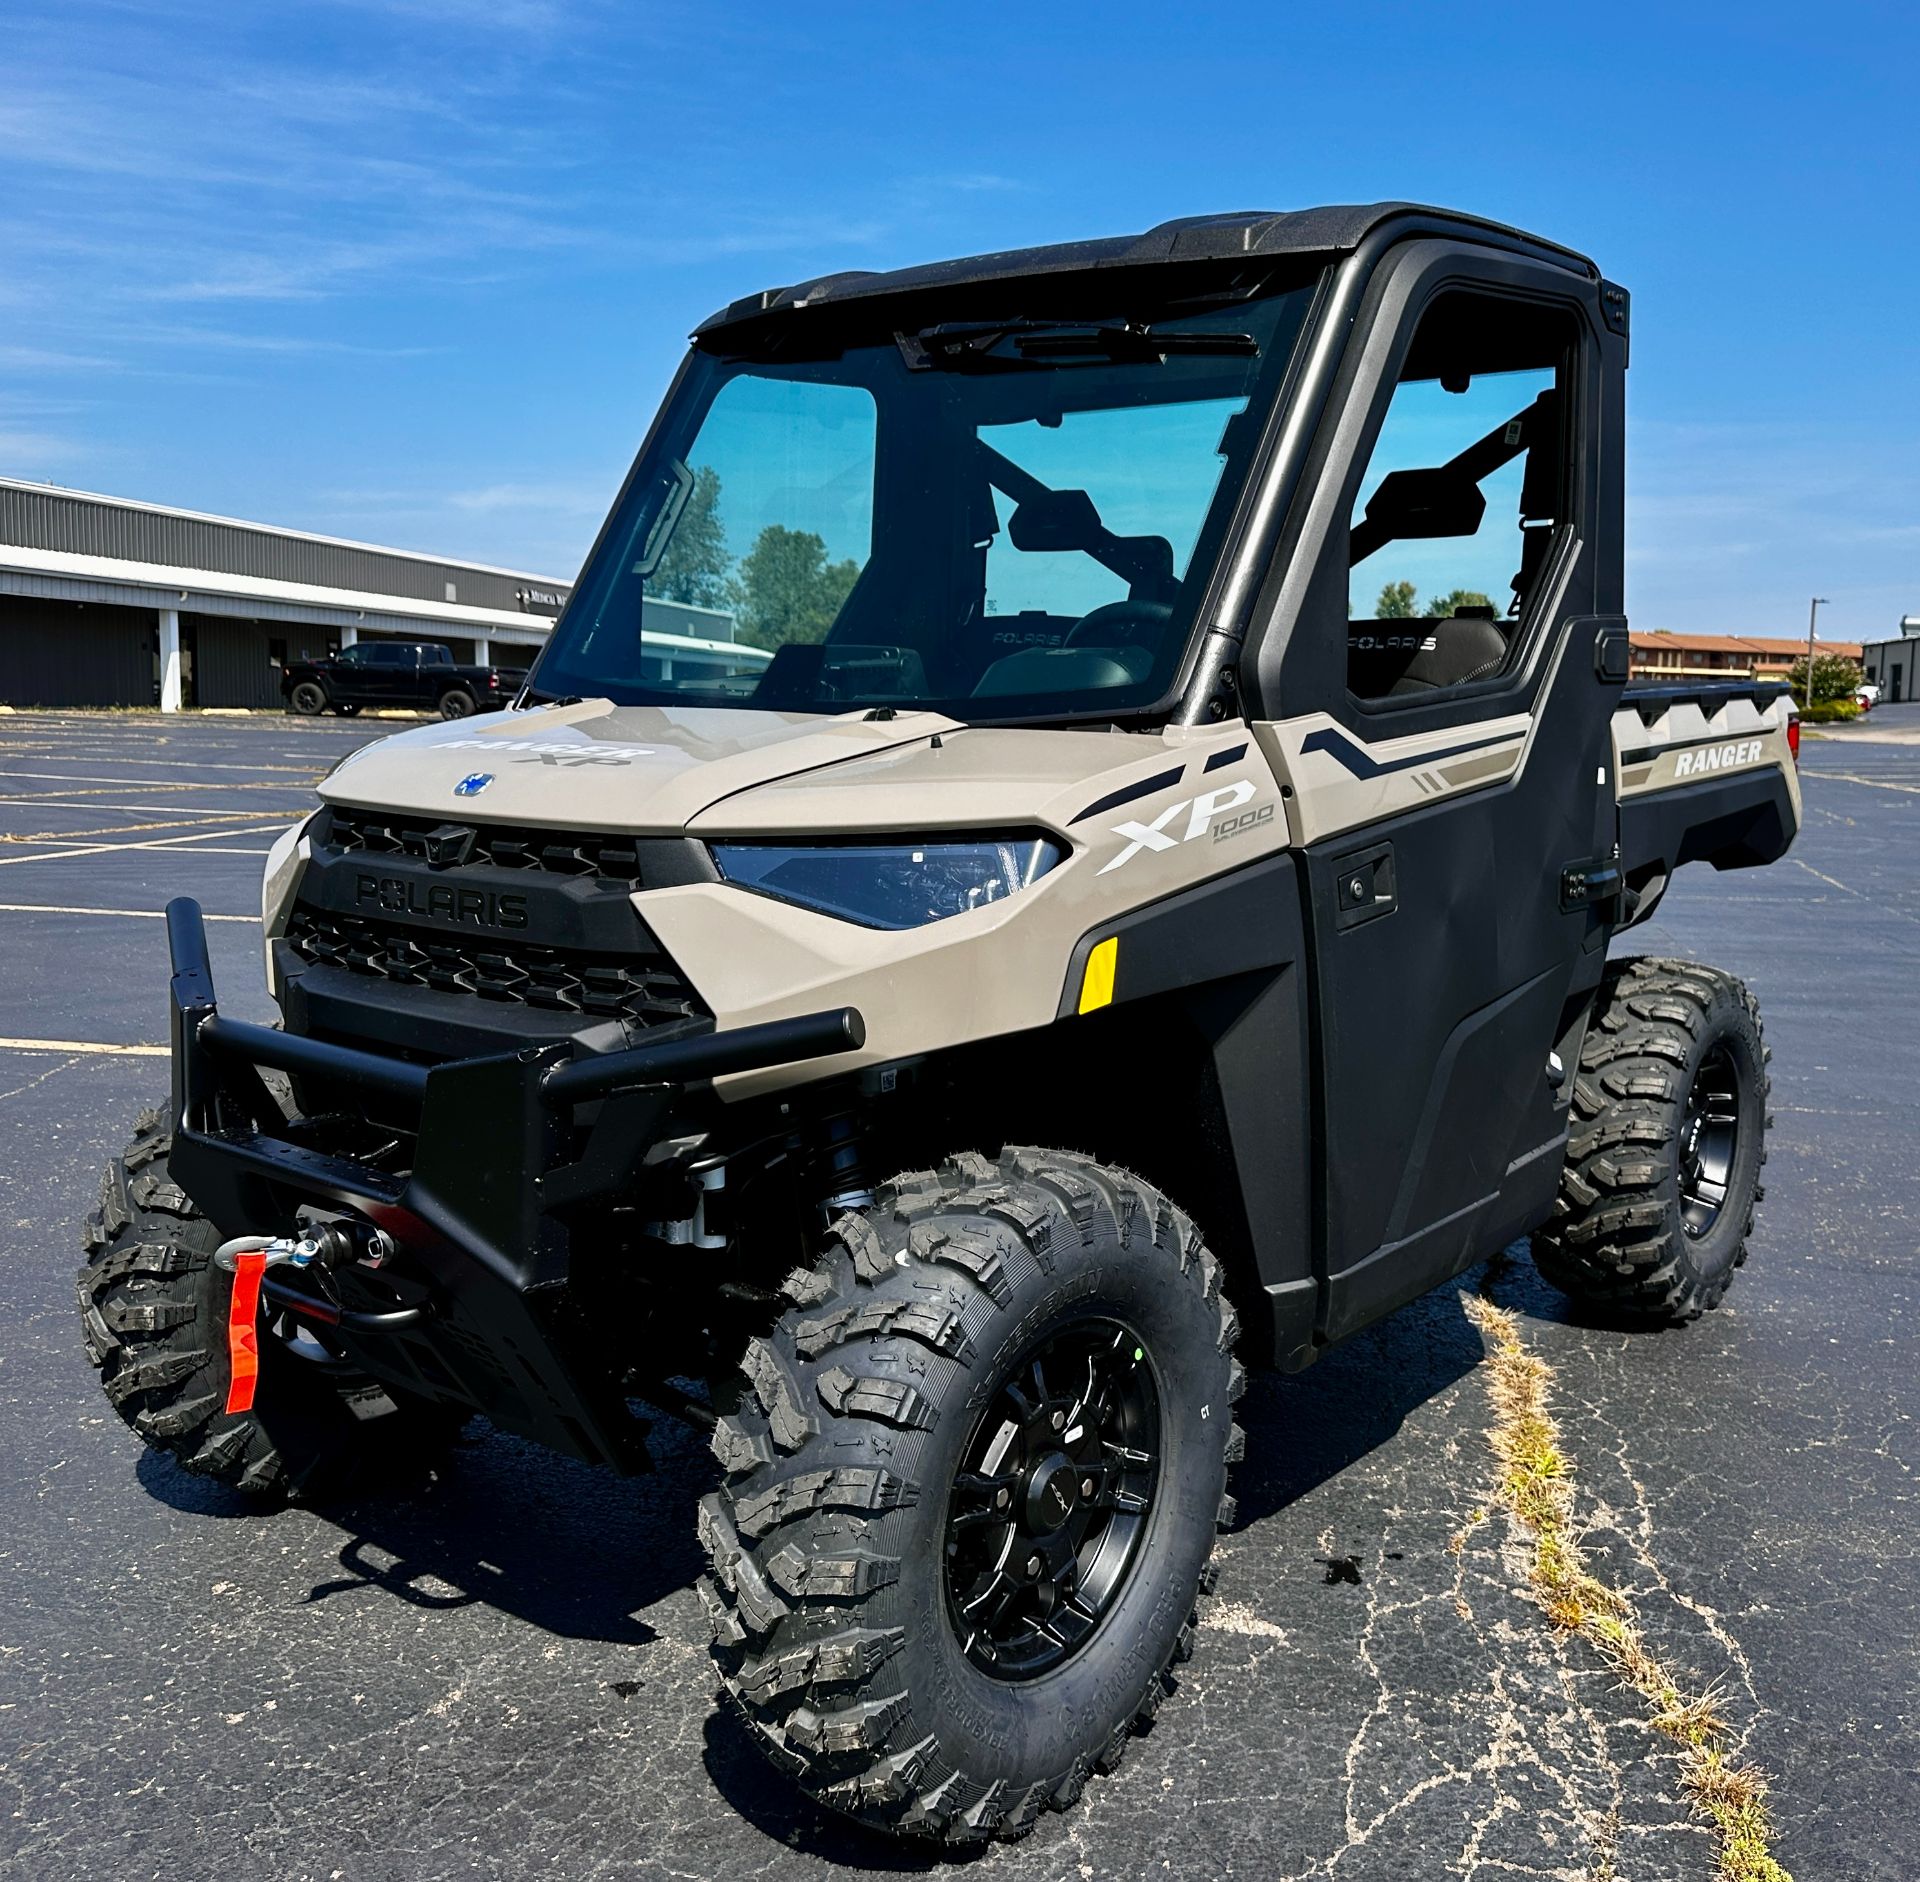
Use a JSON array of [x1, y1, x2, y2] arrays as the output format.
[[1008, 487, 1103, 553], [1361, 467, 1486, 542]]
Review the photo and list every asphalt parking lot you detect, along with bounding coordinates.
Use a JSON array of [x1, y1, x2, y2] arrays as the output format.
[[1, 706, 1915, 1882]]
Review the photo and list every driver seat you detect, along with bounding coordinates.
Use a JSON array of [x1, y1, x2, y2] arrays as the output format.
[[1386, 612, 1508, 695]]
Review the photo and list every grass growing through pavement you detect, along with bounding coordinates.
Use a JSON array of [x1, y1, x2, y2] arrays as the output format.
[[1462, 1296, 1792, 1882]]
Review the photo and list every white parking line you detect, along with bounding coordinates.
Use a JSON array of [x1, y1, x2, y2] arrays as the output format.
[[0, 770, 324, 791], [0, 1036, 168, 1056], [0, 756, 327, 776], [0, 798, 310, 817], [0, 824, 287, 867], [0, 902, 258, 922]]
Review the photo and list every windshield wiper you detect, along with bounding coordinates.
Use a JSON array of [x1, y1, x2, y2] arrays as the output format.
[[902, 319, 1256, 371]]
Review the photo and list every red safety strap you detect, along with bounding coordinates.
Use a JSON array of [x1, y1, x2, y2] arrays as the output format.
[[225, 1250, 267, 1414]]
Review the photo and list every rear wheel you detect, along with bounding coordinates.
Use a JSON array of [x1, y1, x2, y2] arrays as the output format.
[[437, 688, 475, 720], [79, 1108, 465, 1497], [699, 1146, 1242, 1843], [1532, 957, 1771, 1323], [287, 680, 326, 715]]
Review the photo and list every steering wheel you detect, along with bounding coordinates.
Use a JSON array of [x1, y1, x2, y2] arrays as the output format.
[[1064, 599, 1174, 649]]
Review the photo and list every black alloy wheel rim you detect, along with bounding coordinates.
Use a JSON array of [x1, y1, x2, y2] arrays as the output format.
[[1679, 1040, 1741, 1237], [944, 1318, 1162, 1681]]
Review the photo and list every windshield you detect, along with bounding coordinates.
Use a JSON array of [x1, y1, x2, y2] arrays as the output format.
[[529, 272, 1320, 720]]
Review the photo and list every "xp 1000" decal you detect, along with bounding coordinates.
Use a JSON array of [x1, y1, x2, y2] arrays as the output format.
[[1671, 738, 1764, 778], [1098, 780, 1271, 874]]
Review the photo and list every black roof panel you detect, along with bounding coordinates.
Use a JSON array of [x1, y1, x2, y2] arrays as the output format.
[[695, 202, 1595, 335]]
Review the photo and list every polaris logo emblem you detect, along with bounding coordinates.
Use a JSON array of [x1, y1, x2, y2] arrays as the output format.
[[453, 772, 493, 797], [1098, 779, 1267, 874], [355, 873, 529, 929], [1672, 739, 1763, 778]]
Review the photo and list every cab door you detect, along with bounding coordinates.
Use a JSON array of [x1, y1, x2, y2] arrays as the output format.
[[358, 644, 413, 705], [330, 644, 380, 705], [1248, 243, 1628, 1342]]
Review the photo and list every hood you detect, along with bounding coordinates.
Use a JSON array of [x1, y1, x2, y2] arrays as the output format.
[[317, 699, 964, 831]]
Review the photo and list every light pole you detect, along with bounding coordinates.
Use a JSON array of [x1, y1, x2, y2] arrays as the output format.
[[1803, 596, 1829, 712]]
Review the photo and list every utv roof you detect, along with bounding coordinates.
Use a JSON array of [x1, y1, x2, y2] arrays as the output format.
[[696, 201, 1598, 335]]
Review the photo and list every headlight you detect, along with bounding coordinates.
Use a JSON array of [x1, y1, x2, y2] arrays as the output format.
[[711, 835, 1065, 930]]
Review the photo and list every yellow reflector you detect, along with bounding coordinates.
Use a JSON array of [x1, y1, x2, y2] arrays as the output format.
[[1078, 935, 1119, 1015]]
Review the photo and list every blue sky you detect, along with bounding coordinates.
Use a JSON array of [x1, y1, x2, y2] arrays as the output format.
[[2, 0, 1914, 640]]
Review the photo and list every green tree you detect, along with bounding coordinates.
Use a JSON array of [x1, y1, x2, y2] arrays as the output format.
[[649, 465, 733, 609], [1425, 588, 1496, 618], [732, 525, 860, 650], [1785, 652, 1862, 706], [1375, 580, 1418, 619]]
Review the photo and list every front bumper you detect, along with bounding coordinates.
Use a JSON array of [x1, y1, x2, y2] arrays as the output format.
[[163, 897, 863, 1470]]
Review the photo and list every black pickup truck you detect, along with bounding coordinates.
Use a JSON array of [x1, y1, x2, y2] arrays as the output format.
[[281, 641, 525, 720]]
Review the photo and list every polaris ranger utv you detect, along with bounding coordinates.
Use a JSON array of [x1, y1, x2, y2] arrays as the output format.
[[80, 203, 1801, 1843]]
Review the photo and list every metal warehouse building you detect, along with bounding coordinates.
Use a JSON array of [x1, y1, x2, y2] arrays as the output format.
[[0, 477, 578, 710], [1860, 624, 1920, 704]]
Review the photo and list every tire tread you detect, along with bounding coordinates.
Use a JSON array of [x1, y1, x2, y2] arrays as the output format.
[[1532, 956, 1770, 1323], [698, 1145, 1242, 1844]]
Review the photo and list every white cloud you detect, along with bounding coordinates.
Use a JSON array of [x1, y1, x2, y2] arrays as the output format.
[[444, 482, 610, 515], [0, 427, 88, 467], [0, 344, 113, 371]]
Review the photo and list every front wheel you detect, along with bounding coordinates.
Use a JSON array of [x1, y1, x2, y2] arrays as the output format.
[[437, 688, 475, 720], [79, 1108, 465, 1496], [1532, 957, 1771, 1323], [699, 1147, 1243, 1843], [286, 680, 327, 715]]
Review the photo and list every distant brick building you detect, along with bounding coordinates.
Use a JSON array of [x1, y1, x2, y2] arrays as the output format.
[[1628, 631, 1863, 683]]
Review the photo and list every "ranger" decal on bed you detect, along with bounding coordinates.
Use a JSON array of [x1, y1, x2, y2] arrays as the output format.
[[1673, 738, 1764, 778]]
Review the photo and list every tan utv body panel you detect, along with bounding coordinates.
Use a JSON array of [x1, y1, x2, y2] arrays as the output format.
[[317, 699, 968, 829], [299, 683, 1797, 1104], [315, 700, 1286, 1098], [650, 726, 1285, 1097], [1612, 691, 1801, 824], [1251, 708, 1532, 847]]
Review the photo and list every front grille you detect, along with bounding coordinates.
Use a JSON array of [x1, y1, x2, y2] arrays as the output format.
[[323, 807, 661, 885], [285, 907, 706, 1029]]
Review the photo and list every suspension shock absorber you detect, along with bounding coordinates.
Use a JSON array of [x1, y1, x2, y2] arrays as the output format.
[[812, 1108, 874, 1218]]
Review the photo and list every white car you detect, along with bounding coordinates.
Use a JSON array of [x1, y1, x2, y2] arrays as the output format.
[[1858, 681, 1882, 708]]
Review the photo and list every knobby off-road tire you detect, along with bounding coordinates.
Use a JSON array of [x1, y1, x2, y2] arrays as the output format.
[[1532, 957, 1771, 1323], [286, 680, 327, 715], [699, 1146, 1244, 1844], [79, 1108, 464, 1497]]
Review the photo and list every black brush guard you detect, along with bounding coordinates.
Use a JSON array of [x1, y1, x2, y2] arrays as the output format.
[[163, 897, 864, 1470]]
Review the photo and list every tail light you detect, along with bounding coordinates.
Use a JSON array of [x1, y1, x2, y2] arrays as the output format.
[[1786, 715, 1801, 763], [487, 672, 500, 690]]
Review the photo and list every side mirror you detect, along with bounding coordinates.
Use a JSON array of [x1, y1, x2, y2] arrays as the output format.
[[1008, 487, 1103, 553], [1361, 467, 1486, 542]]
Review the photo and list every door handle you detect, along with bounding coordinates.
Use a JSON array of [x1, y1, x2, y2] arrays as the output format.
[[1333, 840, 1396, 930]]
